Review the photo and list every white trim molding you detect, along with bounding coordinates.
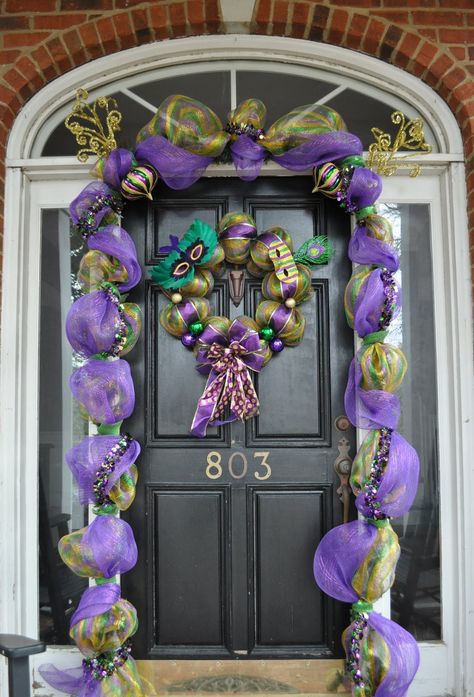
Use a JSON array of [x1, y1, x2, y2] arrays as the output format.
[[1, 36, 473, 697]]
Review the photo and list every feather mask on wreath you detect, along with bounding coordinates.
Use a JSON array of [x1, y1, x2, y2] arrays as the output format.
[[150, 219, 218, 289]]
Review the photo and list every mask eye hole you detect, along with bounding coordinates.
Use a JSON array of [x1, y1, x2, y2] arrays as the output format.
[[173, 261, 191, 277], [190, 243, 204, 261]]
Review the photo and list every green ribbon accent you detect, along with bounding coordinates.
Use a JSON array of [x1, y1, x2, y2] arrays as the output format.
[[367, 517, 391, 528], [98, 421, 123, 436], [340, 155, 366, 169], [93, 503, 118, 516], [96, 576, 118, 585], [362, 330, 388, 346], [352, 600, 373, 614], [355, 205, 377, 221]]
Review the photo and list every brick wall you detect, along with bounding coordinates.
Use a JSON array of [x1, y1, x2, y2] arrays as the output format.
[[0, 0, 473, 301]]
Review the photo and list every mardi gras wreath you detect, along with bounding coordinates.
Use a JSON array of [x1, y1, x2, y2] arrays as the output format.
[[39, 92, 420, 697]]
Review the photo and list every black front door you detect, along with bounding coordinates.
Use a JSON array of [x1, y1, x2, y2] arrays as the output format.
[[124, 176, 354, 660]]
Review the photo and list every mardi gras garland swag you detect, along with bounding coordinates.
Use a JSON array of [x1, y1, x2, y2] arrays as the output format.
[[39, 93, 420, 697]]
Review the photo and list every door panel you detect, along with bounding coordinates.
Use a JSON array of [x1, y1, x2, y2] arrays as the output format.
[[123, 177, 354, 660]]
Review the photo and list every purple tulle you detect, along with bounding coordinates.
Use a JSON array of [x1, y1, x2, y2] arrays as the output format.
[[70, 358, 135, 424], [345, 358, 400, 430], [38, 664, 86, 696], [66, 435, 141, 505], [367, 613, 420, 697], [81, 515, 138, 578], [87, 225, 141, 293], [135, 135, 214, 189], [272, 131, 362, 171], [66, 290, 120, 358], [229, 135, 266, 180], [70, 584, 121, 627], [345, 167, 382, 211], [69, 182, 118, 228], [355, 431, 420, 518], [101, 148, 134, 189], [313, 520, 377, 602], [348, 224, 400, 272], [353, 268, 401, 337]]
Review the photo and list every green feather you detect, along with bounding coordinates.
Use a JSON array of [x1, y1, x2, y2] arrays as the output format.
[[150, 250, 192, 289], [294, 236, 334, 266], [180, 219, 218, 264]]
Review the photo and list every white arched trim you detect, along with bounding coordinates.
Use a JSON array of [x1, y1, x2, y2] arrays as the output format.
[[1, 35, 473, 697], [6, 35, 464, 161]]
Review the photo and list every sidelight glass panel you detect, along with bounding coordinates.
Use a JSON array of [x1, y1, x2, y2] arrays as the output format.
[[38, 209, 88, 643], [377, 203, 441, 641]]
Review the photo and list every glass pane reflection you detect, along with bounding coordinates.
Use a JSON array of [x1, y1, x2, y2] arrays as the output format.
[[378, 203, 441, 641], [39, 209, 88, 643]]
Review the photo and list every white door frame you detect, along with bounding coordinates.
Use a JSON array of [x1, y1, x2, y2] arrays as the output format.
[[1, 36, 473, 697]]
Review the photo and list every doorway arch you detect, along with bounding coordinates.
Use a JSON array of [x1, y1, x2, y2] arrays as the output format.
[[1, 36, 472, 697]]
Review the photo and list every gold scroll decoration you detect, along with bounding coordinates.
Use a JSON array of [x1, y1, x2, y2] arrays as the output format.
[[367, 111, 432, 178], [65, 88, 122, 163]]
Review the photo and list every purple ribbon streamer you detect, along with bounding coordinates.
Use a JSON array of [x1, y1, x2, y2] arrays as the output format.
[[135, 135, 214, 190], [345, 167, 382, 210], [191, 319, 264, 437], [229, 135, 266, 181], [101, 148, 135, 190], [367, 613, 420, 697], [348, 224, 400, 271], [271, 131, 362, 171], [344, 357, 400, 430], [70, 584, 121, 628]]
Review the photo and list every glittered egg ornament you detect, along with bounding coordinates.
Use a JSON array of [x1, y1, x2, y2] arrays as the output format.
[[121, 164, 158, 201], [312, 162, 343, 198]]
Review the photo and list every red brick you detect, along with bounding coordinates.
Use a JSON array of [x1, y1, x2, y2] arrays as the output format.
[[414, 41, 439, 74], [114, 0, 150, 6], [439, 28, 473, 43], [443, 66, 469, 92], [457, 100, 474, 131], [112, 12, 137, 48], [332, 0, 380, 6], [372, 10, 409, 23], [291, 2, 310, 39], [31, 44, 58, 81], [95, 16, 119, 52], [168, 3, 187, 37], [361, 18, 387, 55], [204, 0, 220, 32], [131, 7, 154, 42], [327, 8, 349, 44], [0, 50, 22, 64], [187, 0, 205, 33], [394, 32, 422, 70], [418, 28, 437, 42], [380, 23, 403, 61], [46, 36, 73, 71], [3, 69, 28, 97], [255, 0, 271, 27], [34, 14, 87, 29], [78, 23, 105, 59], [346, 14, 369, 50], [450, 46, 467, 61], [4, 31, 49, 48], [439, 0, 474, 6], [0, 16, 30, 29], [148, 5, 169, 40], [5, 0, 56, 10], [383, 0, 436, 6], [62, 28, 88, 65], [273, 0, 289, 34], [60, 0, 113, 8], [425, 52, 455, 89], [467, 13, 474, 26], [412, 10, 465, 25], [0, 85, 21, 113], [309, 4, 330, 42], [16, 55, 39, 81]]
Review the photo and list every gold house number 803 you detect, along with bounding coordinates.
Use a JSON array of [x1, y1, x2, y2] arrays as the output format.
[[205, 451, 272, 480]]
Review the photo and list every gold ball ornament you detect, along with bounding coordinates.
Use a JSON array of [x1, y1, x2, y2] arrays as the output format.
[[285, 297, 296, 308], [171, 292, 183, 304]]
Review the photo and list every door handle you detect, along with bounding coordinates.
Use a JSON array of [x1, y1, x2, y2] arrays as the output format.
[[333, 436, 353, 523]]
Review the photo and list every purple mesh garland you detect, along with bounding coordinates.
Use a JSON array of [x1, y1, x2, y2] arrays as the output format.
[[135, 135, 214, 190], [353, 268, 401, 337], [76, 515, 137, 578], [70, 358, 135, 424], [348, 224, 400, 272], [344, 357, 401, 431], [272, 131, 362, 170], [229, 136, 266, 181], [355, 431, 420, 519], [70, 182, 118, 228], [101, 148, 134, 189], [313, 520, 378, 603], [87, 225, 141, 293], [38, 665, 86, 697], [66, 435, 140, 506], [345, 167, 382, 211], [66, 290, 119, 358], [344, 612, 420, 697], [70, 584, 121, 627]]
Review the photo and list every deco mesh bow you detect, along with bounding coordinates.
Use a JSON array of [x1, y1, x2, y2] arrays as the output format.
[[40, 90, 424, 697]]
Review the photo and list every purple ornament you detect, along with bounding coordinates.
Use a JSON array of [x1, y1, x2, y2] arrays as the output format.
[[181, 332, 197, 348], [269, 337, 284, 352]]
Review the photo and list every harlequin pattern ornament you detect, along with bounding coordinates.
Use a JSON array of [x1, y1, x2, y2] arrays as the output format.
[[312, 162, 343, 197], [121, 164, 158, 200]]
